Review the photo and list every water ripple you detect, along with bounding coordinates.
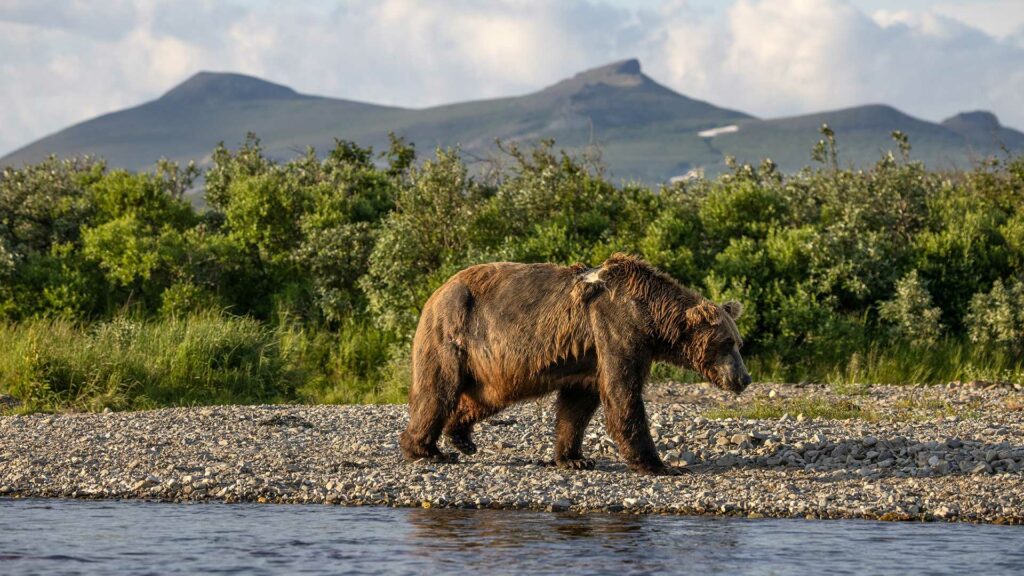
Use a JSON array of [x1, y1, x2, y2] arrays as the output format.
[[1, 498, 1022, 575]]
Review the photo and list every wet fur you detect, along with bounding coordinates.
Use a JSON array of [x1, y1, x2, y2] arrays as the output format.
[[400, 253, 746, 474]]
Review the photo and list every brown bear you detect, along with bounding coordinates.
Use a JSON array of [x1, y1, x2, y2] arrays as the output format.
[[399, 253, 751, 475]]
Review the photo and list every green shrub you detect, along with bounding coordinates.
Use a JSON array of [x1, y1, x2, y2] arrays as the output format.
[[878, 270, 944, 347], [966, 277, 1024, 356]]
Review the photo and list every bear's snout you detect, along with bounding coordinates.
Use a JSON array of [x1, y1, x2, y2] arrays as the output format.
[[735, 373, 752, 393], [720, 373, 751, 394], [712, 351, 751, 394]]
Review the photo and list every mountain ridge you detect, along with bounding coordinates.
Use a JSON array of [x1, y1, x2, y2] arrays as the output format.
[[3, 59, 1021, 181]]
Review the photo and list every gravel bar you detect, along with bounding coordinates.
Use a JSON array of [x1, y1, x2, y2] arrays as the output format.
[[3, 382, 1024, 523]]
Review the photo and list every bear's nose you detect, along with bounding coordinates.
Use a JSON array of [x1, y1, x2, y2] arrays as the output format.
[[741, 374, 752, 387]]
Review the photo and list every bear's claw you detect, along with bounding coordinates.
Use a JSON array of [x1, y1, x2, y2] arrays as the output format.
[[556, 458, 596, 470], [631, 464, 686, 476], [411, 451, 459, 464], [448, 435, 478, 455]]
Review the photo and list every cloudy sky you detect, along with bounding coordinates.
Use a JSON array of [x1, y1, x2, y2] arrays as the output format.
[[1, 0, 1023, 156]]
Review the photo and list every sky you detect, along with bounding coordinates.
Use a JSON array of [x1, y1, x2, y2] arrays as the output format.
[[1, 0, 1023, 157]]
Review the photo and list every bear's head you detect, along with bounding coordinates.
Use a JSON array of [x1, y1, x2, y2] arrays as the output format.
[[682, 299, 751, 394]]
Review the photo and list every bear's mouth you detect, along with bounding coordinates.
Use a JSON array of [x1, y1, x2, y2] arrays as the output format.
[[716, 381, 743, 395], [710, 372, 752, 395]]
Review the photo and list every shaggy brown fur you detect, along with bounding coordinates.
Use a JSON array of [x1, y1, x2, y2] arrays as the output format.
[[399, 253, 750, 475]]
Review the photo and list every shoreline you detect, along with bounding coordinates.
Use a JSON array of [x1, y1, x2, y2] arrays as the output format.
[[3, 383, 1024, 524]]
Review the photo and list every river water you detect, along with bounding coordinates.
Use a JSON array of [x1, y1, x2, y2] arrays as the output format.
[[1, 498, 1022, 575]]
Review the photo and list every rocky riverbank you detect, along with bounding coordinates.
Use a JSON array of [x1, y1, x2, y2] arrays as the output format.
[[3, 382, 1024, 523]]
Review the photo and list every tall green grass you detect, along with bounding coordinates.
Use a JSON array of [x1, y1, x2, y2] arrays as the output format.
[[285, 318, 410, 404], [823, 340, 1024, 387], [0, 313, 409, 413], [0, 313, 300, 412], [652, 339, 1023, 390], [719, 340, 1024, 388], [1, 315, 1021, 414]]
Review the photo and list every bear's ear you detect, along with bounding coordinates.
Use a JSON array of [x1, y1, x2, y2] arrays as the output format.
[[686, 300, 720, 326], [603, 252, 644, 269], [605, 252, 635, 264], [722, 300, 744, 320]]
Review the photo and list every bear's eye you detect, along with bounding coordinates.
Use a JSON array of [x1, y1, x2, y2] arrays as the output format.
[[721, 337, 743, 351]]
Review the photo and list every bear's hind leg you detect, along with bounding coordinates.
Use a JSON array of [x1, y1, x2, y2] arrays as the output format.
[[554, 386, 600, 470], [400, 346, 464, 463], [443, 393, 498, 456]]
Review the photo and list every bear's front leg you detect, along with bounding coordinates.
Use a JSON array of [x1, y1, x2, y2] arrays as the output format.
[[598, 358, 679, 476], [604, 392, 678, 475]]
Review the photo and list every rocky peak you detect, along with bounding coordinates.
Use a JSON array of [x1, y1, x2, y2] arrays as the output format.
[[942, 111, 1001, 134], [158, 71, 304, 105]]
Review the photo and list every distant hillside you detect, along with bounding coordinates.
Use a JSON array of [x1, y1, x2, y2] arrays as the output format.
[[3, 59, 1022, 181], [713, 105, 1024, 172]]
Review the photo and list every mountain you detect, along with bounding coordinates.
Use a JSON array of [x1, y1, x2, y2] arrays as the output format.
[[2, 72, 402, 172], [940, 111, 1024, 150], [710, 105, 1024, 172], [3, 60, 1022, 181]]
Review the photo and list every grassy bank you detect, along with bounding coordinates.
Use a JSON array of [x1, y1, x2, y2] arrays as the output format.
[[0, 313, 408, 413], [1, 313, 1021, 414]]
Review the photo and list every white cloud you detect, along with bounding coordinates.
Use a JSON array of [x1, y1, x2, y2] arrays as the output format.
[[1, 0, 1023, 157], [932, 0, 1024, 39], [631, 0, 1024, 133], [0, 0, 139, 40], [216, 1, 638, 106]]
